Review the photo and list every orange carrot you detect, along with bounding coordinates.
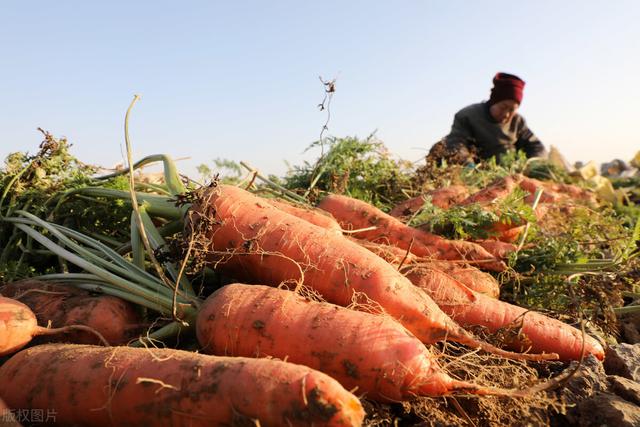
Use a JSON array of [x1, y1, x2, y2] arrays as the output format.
[[409, 260, 501, 298], [356, 240, 499, 298], [473, 239, 518, 260], [267, 198, 343, 235], [0, 343, 365, 427], [519, 176, 596, 205], [452, 176, 541, 244], [0, 296, 109, 356], [187, 184, 556, 361], [452, 175, 551, 220], [519, 177, 561, 204], [404, 266, 605, 361], [457, 175, 523, 206], [197, 284, 527, 401], [354, 239, 418, 266], [389, 185, 470, 218], [1, 280, 143, 345], [317, 194, 506, 272], [489, 222, 527, 243]]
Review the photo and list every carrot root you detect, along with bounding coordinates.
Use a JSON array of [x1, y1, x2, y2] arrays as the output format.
[[0, 344, 365, 427]]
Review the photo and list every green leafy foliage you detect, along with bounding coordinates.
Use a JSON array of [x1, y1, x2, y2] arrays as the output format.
[[0, 130, 97, 214], [501, 203, 635, 334], [0, 131, 131, 280], [512, 204, 629, 273], [523, 159, 571, 183], [197, 158, 243, 184], [409, 187, 535, 240], [281, 134, 413, 209]]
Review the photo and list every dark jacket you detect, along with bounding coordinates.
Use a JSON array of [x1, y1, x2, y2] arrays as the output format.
[[444, 102, 546, 161]]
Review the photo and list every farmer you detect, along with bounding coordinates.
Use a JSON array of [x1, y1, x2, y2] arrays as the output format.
[[433, 72, 546, 164]]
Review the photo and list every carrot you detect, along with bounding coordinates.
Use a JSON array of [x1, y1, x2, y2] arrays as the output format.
[[489, 222, 527, 244], [519, 177, 561, 204], [354, 239, 418, 266], [316, 194, 506, 272], [197, 283, 524, 401], [473, 239, 518, 260], [519, 176, 597, 205], [0, 343, 365, 427], [267, 198, 343, 235], [187, 184, 556, 361], [1, 280, 143, 345], [0, 296, 109, 356], [454, 176, 580, 225], [410, 260, 501, 298], [457, 175, 523, 206], [454, 175, 553, 244], [356, 240, 499, 298], [389, 185, 470, 218], [404, 266, 605, 361]]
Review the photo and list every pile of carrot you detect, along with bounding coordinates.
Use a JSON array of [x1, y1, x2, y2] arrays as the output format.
[[0, 168, 608, 425], [187, 184, 566, 362], [197, 283, 524, 401]]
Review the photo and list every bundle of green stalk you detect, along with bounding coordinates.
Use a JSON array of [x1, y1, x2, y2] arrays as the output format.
[[0, 131, 99, 280], [0, 130, 190, 282]]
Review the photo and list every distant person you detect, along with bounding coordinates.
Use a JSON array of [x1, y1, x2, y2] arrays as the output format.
[[431, 72, 546, 164]]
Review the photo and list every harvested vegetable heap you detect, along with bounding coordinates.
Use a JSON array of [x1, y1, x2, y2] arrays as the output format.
[[1, 130, 639, 426]]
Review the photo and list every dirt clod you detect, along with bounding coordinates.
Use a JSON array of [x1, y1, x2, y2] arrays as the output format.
[[575, 392, 640, 427], [604, 343, 640, 382], [558, 355, 608, 404], [608, 375, 640, 406]]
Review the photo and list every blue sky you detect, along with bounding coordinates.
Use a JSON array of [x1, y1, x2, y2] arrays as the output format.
[[1, 1, 639, 178]]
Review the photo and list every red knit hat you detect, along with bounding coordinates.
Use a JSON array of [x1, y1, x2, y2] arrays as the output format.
[[488, 72, 525, 105]]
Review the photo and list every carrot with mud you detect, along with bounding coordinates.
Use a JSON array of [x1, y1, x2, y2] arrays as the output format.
[[0, 343, 365, 427], [355, 239, 419, 267], [1, 280, 143, 345], [403, 266, 605, 361], [317, 194, 506, 272], [197, 284, 526, 401], [0, 296, 109, 356], [187, 184, 556, 361]]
